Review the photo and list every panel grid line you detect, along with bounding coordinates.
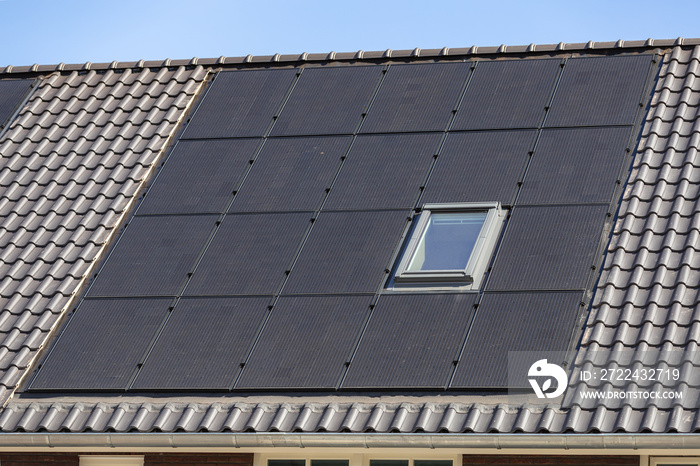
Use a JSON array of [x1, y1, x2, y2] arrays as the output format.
[[446, 57, 568, 389], [230, 64, 392, 391], [337, 62, 478, 390], [125, 68, 306, 391]]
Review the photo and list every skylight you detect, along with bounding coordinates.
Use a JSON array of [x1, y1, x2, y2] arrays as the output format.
[[392, 202, 504, 289]]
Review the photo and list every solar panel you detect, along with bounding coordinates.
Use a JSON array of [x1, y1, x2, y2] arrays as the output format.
[[421, 130, 535, 206], [323, 133, 441, 210], [185, 213, 311, 296], [0, 79, 32, 128], [230, 136, 350, 213], [271, 65, 383, 136], [29, 298, 171, 390], [451, 291, 580, 388], [545, 54, 653, 127], [486, 205, 609, 291], [283, 210, 409, 294], [236, 295, 372, 389], [360, 62, 470, 133], [182, 68, 296, 138], [88, 215, 217, 297], [342, 293, 477, 389], [519, 127, 632, 205], [131, 297, 270, 390], [452, 58, 561, 130], [138, 139, 261, 215]]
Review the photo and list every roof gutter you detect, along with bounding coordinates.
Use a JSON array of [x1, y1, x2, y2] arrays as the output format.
[[1, 433, 700, 450]]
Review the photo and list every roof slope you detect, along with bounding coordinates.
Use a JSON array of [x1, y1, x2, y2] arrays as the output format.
[[0, 67, 206, 404], [0, 41, 698, 434], [565, 46, 700, 424]]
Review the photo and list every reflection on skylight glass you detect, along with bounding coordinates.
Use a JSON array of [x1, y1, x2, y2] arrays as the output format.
[[407, 211, 487, 272]]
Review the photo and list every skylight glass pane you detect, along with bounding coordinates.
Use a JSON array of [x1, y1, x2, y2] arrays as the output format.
[[407, 211, 487, 272]]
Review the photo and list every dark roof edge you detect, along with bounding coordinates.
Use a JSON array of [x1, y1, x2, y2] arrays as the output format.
[[2, 38, 697, 75]]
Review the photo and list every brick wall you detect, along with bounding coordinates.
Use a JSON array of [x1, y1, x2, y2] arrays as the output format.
[[0, 453, 253, 466], [144, 453, 254, 465], [463, 455, 639, 465], [0, 453, 79, 465]]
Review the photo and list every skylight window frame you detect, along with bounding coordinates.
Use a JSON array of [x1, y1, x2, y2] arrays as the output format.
[[392, 202, 504, 290]]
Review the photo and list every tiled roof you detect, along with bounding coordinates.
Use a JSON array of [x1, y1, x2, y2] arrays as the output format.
[[0, 67, 207, 404], [0, 398, 696, 434], [1, 38, 698, 74], [0, 40, 699, 435]]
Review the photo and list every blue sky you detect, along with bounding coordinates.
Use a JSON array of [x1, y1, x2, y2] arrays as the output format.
[[1, 0, 699, 67]]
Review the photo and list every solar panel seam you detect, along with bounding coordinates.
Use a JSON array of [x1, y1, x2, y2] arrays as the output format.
[[185, 213, 316, 296], [508, 57, 568, 209], [29, 298, 174, 391], [335, 296, 382, 390], [359, 62, 472, 134], [341, 293, 478, 389], [229, 136, 352, 213], [180, 68, 299, 139], [230, 67, 393, 390], [451, 59, 562, 131], [124, 299, 181, 390], [236, 295, 375, 390], [0, 79, 37, 139], [133, 138, 265, 215], [131, 296, 273, 390], [265, 67, 303, 136], [444, 61, 572, 388], [362, 64, 476, 288], [544, 54, 655, 128], [568, 56, 663, 349], [229, 307, 276, 390], [87, 215, 221, 298], [270, 65, 385, 136], [411, 63, 477, 210], [260, 66, 392, 297]]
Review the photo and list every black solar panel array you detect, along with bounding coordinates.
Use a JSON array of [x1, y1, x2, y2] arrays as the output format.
[[452, 292, 581, 388], [343, 293, 477, 388], [0, 79, 32, 128], [30, 54, 657, 393], [237, 296, 372, 389], [360, 62, 470, 133], [230, 136, 350, 212], [271, 66, 383, 136], [87, 216, 218, 297], [324, 133, 441, 210], [421, 130, 535, 205], [182, 69, 296, 138], [452, 59, 560, 130], [545, 54, 653, 127], [31, 299, 171, 390], [132, 297, 270, 390], [138, 139, 261, 215]]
